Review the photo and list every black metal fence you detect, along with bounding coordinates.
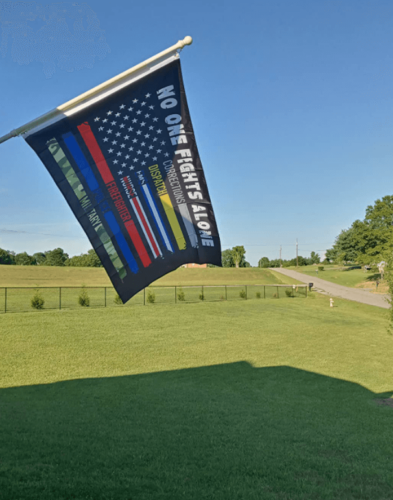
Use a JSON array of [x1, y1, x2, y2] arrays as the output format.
[[0, 284, 307, 313]]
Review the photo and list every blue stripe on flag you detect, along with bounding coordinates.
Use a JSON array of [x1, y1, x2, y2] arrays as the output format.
[[141, 181, 174, 253], [62, 132, 99, 191], [103, 212, 139, 274], [62, 131, 139, 274]]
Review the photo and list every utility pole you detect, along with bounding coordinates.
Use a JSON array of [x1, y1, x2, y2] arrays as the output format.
[[280, 245, 282, 267], [296, 239, 298, 267]]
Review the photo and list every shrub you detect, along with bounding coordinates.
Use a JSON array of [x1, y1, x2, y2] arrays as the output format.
[[114, 293, 123, 305], [273, 293, 278, 298], [199, 292, 205, 301], [31, 289, 45, 310], [147, 290, 155, 304], [318, 266, 324, 271], [256, 292, 261, 299], [78, 286, 90, 307], [285, 289, 294, 298], [177, 289, 185, 302], [239, 289, 247, 299]]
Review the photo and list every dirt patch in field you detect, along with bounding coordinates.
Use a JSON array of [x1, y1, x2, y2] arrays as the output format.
[[355, 281, 388, 294]]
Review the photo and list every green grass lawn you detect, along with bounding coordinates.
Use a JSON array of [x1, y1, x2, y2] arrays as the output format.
[[286, 265, 380, 289], [1, 295, 392, 499], [0, 264, 301, 288], [0, 266, 305, 313]]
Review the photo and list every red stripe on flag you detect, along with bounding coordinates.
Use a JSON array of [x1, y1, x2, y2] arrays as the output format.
[[77, 122, 114, 184], [78, 121, 151, 268], [133, 197, 160, 257], [124, 220, 151, 267]]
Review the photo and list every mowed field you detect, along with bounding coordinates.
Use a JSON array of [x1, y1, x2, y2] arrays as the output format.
[[0, 266, 306, 313], [286, 265, 384, 292], [0, 264, 301, 287], [0, 265, 393, 499]]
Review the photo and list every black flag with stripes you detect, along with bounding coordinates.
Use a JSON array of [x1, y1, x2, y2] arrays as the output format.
[[25, 58, 221, 302]]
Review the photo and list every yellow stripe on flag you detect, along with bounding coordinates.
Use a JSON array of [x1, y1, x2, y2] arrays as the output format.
[[159, 193, 186, 250]]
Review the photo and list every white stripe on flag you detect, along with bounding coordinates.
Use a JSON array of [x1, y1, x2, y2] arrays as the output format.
[[142, 184, 173, 252], [129, 197, 158, 258], [178, 203, 198, 248], [134, 197, 162, 257]]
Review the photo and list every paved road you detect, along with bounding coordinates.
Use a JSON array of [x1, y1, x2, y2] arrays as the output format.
[[271, 268, 390, 309]]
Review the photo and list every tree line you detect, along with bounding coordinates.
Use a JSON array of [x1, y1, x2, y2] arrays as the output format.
[[325, 195, 393, 265], [257, 252, 321, 268], [3, 195, 389, 270], [0, 248, 102, 267]]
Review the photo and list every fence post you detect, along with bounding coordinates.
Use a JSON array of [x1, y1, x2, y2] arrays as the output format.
[[4, 287, 7, 313], [59, 287, 61, 310], [305, 284, 307, 298], [105, 287, 107, 307], [144, 288, 146, 305], [175, 286, 177, 304], [245, 285, 248, 300], [225, 285, 227, 300], [277, 286, 279, 298]]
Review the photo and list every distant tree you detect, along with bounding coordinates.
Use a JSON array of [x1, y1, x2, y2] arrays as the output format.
[[324, 248, 336, 263], [33, 252, 46, 265], [85, 249, 102, 267], [268, 259, 282, 268], [44, 248, 69, 266], [0, 248, 15, 265], [67, 249, 103, 268], [327, 196, 393, 266], [232, 246, 246, 268], [222, 249, 235, 268], [284, 256, 307, 267], [66, 254, 85, 267], [15, 252, 36, 266], [309, 251, 320, 264], [258, 257, 270, 268]]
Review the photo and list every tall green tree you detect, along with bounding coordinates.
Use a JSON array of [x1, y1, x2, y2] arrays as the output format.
[[15, 252, 36, 266], [232, 246, 246, 268], [33, 252, 46, 265], [258, 257, 270, 268], [326, 195, 393, 265], [0, 248, 15, 265], [44, 248, 69, 266], [221, 249, 234, 268], [67, 249, 103, 267]]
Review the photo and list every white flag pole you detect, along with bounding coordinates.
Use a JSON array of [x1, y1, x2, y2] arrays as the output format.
[[0, 36, 193, 145]]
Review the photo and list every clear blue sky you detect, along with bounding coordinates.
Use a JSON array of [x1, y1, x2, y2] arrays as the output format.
[[1, 0, 392, 265]]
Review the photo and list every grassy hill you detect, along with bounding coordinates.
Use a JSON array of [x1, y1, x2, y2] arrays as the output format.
[[0, 265, 302, 288], [0, 296, 392, 498], [286, 265, 384, 292]]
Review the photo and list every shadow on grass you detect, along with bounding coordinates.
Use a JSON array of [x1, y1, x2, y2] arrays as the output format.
[[1, 363, 393, 500], [365, 273, 381, 282]]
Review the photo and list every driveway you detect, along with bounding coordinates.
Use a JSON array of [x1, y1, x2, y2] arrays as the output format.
[[271, 268, 390, 309]]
